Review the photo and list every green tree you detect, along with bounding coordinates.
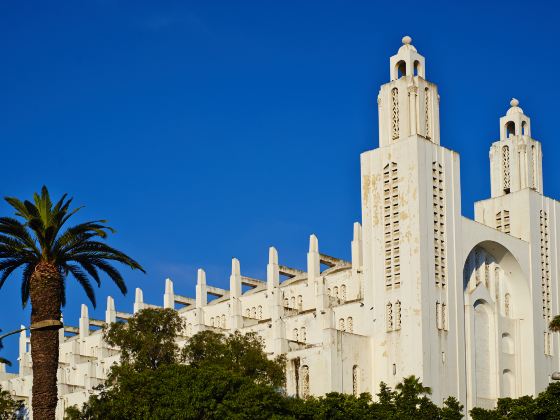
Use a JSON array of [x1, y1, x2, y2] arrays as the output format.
[[182, 330, 286, 387], [549, 315, 560, 333], [0, 187, 144, 419], [0, 386, 24, 420], [469, 382, 560, 419], [104, 308, 184, 372]]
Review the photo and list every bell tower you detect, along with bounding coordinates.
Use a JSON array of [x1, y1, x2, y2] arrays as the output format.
[[361, 36, 465, 407], [489, 99, 543, 197], [378, 36, 440, 147]]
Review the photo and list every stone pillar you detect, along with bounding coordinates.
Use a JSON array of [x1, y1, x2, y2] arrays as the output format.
[[105, 296, 117, 324], [229, 258, 243, 330], [134, 288, 144, 313], [79, 304, 90, 339], [164, 278, 175, 309], [194, 269, 207, 331], [18, 326, 26, 377], [268, 247, 287, 355], [408, 86, 418, 136]]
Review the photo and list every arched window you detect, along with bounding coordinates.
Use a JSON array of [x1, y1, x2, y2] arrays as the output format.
[[396, 61, 406, 78], [347, 317, 354, 333], [413, 60, 421, 77], [251, 307, 256, 318], [327, 288, 331, 296], [506, 121, 516, 138], [301, 327, 307, 342], [522, 121, 528, 136], [293, 328, 299, 342], [339, 318, 345, 331], [352, 365, 360, 396], [502, 333, 514, 354], [257, 305, 263, 319], [442, 303, 447, 331], [209, 317, 214, 326], [284, 298, 289, 307], [503, 369, 515, 398], [297, 295, 303, 311], [221, 315, 226, 328], [245, 309, 250, 317], [333, 286, 339, 299], [290, 296, 296, 308], [340, 285, 346, 302], [301, 366, 310, 398]]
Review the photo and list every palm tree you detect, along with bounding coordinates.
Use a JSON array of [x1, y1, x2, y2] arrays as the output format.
[[0, 186, 144, 419], [549, 315, 560, 333]]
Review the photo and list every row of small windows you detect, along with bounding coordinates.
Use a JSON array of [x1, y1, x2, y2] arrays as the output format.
[[209, 315, 227, 329], [383, 162, 401, 288], [245, 305, 263, 320], [338, 317, 354, 333], [292, 327, 307, 343], [433, 162, 446, 287], [540, 210, 552, 327], [327, 284, 347, 303], [504, 120, 529, 138], [284, 295, 303, 311], [496, 210, 510, 234]]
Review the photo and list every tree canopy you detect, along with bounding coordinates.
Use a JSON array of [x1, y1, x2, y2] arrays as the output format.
[[65, 308, 464, 420]]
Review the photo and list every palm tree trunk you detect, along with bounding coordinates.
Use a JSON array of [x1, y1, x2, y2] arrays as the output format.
[[29, 262, 62, 420]]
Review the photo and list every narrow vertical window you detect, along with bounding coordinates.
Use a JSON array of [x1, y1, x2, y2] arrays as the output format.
[[293, 328, 299, 342], [339, 318, 345, 331], [505, 293, 511, 317], [297, 295, 303, 311], [425, 88, 431, 140], [433, 162, 446, 288], [257, 305, 263, 319], [386, 302, 393, 332], [503, 145, 511, 193], [395, 301, 401, 330], [540, 210, 551, 326], [340, 285, 346, 302], [347, 317, 353, 333], [352, 365, 360, 396], [301, 327, 307, 343], [301, 366, 310, 398], [391, 88, 400, 140], [436, 301, 442, 330]]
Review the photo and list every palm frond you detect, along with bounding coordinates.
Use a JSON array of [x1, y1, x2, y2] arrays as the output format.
[[64, 264, 96, 307]]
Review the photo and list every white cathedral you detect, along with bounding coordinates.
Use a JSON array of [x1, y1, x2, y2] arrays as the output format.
[[2, 36, 560, 418]]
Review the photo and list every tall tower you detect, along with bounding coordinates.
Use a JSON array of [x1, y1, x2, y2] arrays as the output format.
[[489, 99, 543, 197], [361, 36, 465, 405], [475, 100, 559, 395]]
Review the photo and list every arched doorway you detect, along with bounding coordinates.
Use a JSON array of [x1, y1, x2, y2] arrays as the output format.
[[463, 241, 531, 409]]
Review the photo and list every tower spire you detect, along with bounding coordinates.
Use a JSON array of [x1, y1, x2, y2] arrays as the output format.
[[378, 36, 440, 147], [490, 98, 542, 196]]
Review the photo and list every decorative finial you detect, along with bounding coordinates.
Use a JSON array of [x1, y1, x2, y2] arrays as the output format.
[[510, 98, 519, 107], [402, 36, 412, 45]]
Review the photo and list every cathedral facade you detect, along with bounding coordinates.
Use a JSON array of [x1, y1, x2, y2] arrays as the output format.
[[2, 37, 559, 418]]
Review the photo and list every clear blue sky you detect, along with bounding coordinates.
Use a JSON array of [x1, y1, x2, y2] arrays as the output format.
[[0, 1, 557, 369]]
